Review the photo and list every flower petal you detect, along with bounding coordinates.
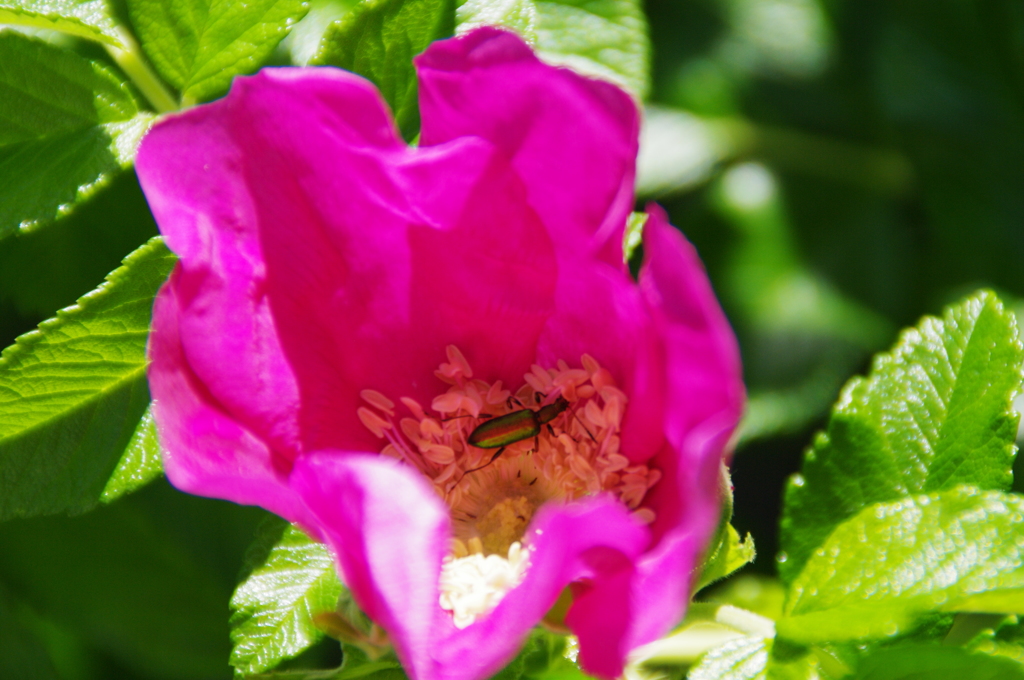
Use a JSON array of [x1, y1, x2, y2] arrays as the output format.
[[149, 275, 316, 532], [638, 206, 743, 462], [535, 258, 667, 461], [140, 67, 562, 457], [235, 82, 559, 447], [623, 206, 745, 648], [291, 454, 450, 680], [135, 67, 405, 463], [295, 452, 650, 680], [416, 27, 639, 267], [437, 498, 650, 680], [139, 33, 745, 680]]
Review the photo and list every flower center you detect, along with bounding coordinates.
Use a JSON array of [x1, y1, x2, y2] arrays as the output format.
[[357, 346, 660, 627]]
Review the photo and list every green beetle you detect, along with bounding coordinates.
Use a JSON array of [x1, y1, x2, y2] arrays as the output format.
[[462, 396, 570, 473]]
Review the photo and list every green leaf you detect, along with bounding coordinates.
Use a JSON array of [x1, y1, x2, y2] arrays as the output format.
[[518, 630, 590, 680], [314, 0, 453, 137], [455, 0, 537, 40], [852, 645, 1024, 680], [687, 637, 821, 680], [100, 405, 163, 503], [706, 575, 787, 622], [688, 636, 770, 680], [778, 487, 1024, 646], [695, 524, 756, 593], [126, 0, 310, 102], [779, 290, 1023, 584], [283, 0, 360, 66], [0, 478, 268, 678], [0, 582, 61, 680], [0, 0, 122, 46], [623, 211, 647, 263], [0, 237, 175, 521], [966, 616, 1024, 665], [0, 31, 151, 237], [230, 521, 345, 675], [534, 0, 648, 99], [0, 27, 135, 152], [763, 648, 823, 680], [454, 0, 649, 98], [627, 603, 775, 670]]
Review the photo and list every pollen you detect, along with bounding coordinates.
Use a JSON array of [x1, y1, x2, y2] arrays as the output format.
[[439, 542, 531, 629], [358, 347, 661, 627]]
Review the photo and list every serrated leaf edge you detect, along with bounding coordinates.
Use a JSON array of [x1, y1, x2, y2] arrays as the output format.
[[230, 529, 343, 675], [0, 237, 173, 446], [0, 7, 123, 47]]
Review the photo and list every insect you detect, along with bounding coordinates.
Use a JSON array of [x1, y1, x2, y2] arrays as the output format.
[[462, 396, 570, 474], [469, 396, 569, 448]]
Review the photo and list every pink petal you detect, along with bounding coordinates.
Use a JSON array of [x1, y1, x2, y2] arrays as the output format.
[[294, 452, 651, 680], [148, 275, 317, 533], [236, 78, 559, 447], [638, 206, 743, 462], [139, 31, 745, 680], [437, 499, 650, 680], [623, 206, 745, 648], [291, 454, 450, 679], [416, 28, 640, 268], [137, 92, 311, 464], [535, 258, 667, 461], [140, 68, 566, 457]]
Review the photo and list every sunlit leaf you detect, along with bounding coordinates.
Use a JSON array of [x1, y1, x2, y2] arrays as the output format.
[[314, 0, 453, 137], [534, 0, 648, 99], [695, 524, 756, 593], [853, 644, 1024, 680], [230, 521, 344, 675], [126, 0, 309, 102], [779, 487, 1024, 645], [0, 0, 122, 45], [0, 31, 150, 237], [688, 636, 770, 680], [0, 237, 175, 520], [456, 0, 536, 39], [100, 405, 163, 504], [779, 290, 1023, 584], [455, 0, 648, 98]]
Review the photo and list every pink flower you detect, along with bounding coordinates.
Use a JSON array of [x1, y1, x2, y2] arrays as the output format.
[[136, 27, 744, 680]]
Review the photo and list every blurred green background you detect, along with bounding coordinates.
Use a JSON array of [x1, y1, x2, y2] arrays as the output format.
[[638, 0, 1023, 580], [0, 0, 1022, 677]]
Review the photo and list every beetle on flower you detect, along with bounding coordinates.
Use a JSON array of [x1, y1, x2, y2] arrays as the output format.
[[136, 27, 744, 680]]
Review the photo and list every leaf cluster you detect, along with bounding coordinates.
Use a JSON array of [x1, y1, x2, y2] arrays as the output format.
[[675, 291, 1024, 679]]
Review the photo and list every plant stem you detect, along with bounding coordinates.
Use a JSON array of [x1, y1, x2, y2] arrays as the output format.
[[105, 26, 177, 114]]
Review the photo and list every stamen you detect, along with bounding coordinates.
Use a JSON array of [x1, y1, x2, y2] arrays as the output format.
[[360, 389, 396, 415], [357, 346, 662, 628], [400, 397, 426, 421], [357, 407, 392, 438], [439, 542, 531, 629], [632, 508, 656, 524], [424, 444, 456, 465], [435, 345, 473, 384]]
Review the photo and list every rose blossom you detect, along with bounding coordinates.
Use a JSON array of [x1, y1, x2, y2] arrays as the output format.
[[136, 27, 744, 680]]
